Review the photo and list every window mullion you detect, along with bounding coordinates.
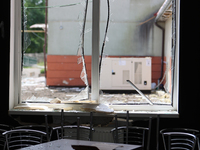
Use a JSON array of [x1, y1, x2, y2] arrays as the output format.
[[91, 0, 100, 103]]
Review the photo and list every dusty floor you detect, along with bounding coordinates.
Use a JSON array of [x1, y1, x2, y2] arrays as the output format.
[[21, 68, 171, 105]]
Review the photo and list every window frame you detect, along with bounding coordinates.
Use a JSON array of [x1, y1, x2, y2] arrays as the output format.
[[9, 0, 180, 116]]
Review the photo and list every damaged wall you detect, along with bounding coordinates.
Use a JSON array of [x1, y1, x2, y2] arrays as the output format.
[[46, 0, 165, 86], [47, 0, 164, 56]]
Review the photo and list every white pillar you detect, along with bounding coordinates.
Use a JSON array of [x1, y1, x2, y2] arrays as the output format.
[[91, 0, 100, 103]]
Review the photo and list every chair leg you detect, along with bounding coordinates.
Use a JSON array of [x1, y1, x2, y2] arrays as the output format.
[[45, 114, 50, 142], [3, 140, 6, 150], [147, 117, 152, 150], [168, 135, 171, 150], [89, 112, 93, 141], [197, 136, 200, 150], [126, 111, 129, 144], [61, 109, 64, 139], [115, 114, 118, 143], [156, 115, 160, 150], [142, 130, 146, 148], [5, 135, 9, 150], [77, 117, 80, 140]]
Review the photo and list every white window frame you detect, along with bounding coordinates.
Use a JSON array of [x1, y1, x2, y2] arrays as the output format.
[[9, 0, 180, 115]]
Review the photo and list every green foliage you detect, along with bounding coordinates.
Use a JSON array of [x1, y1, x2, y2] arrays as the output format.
[[40, 68, 45, 74], [23, 0, 46, 53]]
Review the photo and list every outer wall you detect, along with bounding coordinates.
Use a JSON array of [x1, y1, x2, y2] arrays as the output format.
[[46, 55, 163, 87]]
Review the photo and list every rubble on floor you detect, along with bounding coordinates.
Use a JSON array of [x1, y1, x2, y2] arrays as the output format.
[[21, 77, 171, 109]]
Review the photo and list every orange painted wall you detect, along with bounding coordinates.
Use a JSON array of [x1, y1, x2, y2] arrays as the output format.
[[46, 55, 162, 86]]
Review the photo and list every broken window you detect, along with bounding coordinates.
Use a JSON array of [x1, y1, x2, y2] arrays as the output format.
[[10, 0, 180, 113]]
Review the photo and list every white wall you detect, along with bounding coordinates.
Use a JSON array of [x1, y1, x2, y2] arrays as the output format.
[[48, 0, 164, 56]]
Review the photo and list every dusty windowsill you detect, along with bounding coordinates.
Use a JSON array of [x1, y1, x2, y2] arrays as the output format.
[[9, 103, 179, 118]]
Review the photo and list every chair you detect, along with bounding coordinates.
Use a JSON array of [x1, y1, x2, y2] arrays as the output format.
[[0, 124, 13, 150], [52, 110, 94, 141], [110, 111, 152, 150], [196, 134, 200, 150], [160, 128, 198, 150], [14, 115, 52, 142], [14, 125, 52, 142], [2, 129, 47, 150], [52, 124, 94, 141], [111, 126, 149, 146]]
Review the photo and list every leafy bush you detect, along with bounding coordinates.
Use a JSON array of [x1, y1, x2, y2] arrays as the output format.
[[40, 68, 45, 74]]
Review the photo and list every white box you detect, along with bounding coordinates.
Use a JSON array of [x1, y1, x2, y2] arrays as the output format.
[[100, 57, 151, 90]]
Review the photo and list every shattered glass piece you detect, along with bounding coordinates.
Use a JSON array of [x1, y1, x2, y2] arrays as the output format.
[[106, 36, 109, 42], [103, 53, 109, 58], [78, 12, 84, 20], [62, 80, 69, 85], [69, 78, 74, 81], [22, 2, 31, 52], [79, 27, 83, 32], [80, 1, 86, 6], [79, 18, 84, 27], [77, 57, 82, 64], [70, 0, 89, 102], [80, 69, 85, 81], [77, 47, 82, 56], [80, 67, 88, 86], [69, 86, 89, 101], [85, 28, 92, 34]]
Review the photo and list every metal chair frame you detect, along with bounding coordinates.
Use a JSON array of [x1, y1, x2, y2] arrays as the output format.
[[160, 128, 198, 150], [14, 124, 52, 142], [52, 110, 94, 141], [111, 126, 149, 146], [14, 115, 51, 142], [197, 134, 200, 150], [53, 125, 94, 141], [2, 129, 47, 150], [110, 111, 152, 150], [0, 124, 13, 150]]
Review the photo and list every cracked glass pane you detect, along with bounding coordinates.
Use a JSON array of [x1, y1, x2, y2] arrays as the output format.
[[20, 0, 176, 109]]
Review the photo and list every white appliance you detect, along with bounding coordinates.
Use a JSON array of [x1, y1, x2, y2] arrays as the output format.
[[100, 57, 152, 90]]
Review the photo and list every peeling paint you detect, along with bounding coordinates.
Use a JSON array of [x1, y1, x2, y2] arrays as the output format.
[[62, 80, 69, 85]]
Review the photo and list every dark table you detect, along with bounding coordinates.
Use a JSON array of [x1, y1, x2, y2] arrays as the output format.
[[20, 139, 143, 150]]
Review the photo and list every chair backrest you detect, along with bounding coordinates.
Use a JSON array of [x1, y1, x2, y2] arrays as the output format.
[[14, 125, 52, 142], [111, 126, 149, 146], [52, 110, 94, 141], [0, 124, 13, 131], [160, 128, 199, 135], [53, 125, 94, 141], [110, 111, 152, 150], [2, 129, 47, 150], [14, 115, 51, 142], [196, 134, 200, 150], [160, 129, 197, 150], [0, 124, 13, 150]]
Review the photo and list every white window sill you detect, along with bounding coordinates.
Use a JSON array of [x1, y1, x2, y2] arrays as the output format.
[[9, 103, 179, 118]]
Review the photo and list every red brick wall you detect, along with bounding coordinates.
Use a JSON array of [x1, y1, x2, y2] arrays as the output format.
[[46, 55, 162, 86], [152, 57, 162, 84]]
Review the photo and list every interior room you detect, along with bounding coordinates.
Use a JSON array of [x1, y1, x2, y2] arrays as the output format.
[[1, 0, 200, 149]]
